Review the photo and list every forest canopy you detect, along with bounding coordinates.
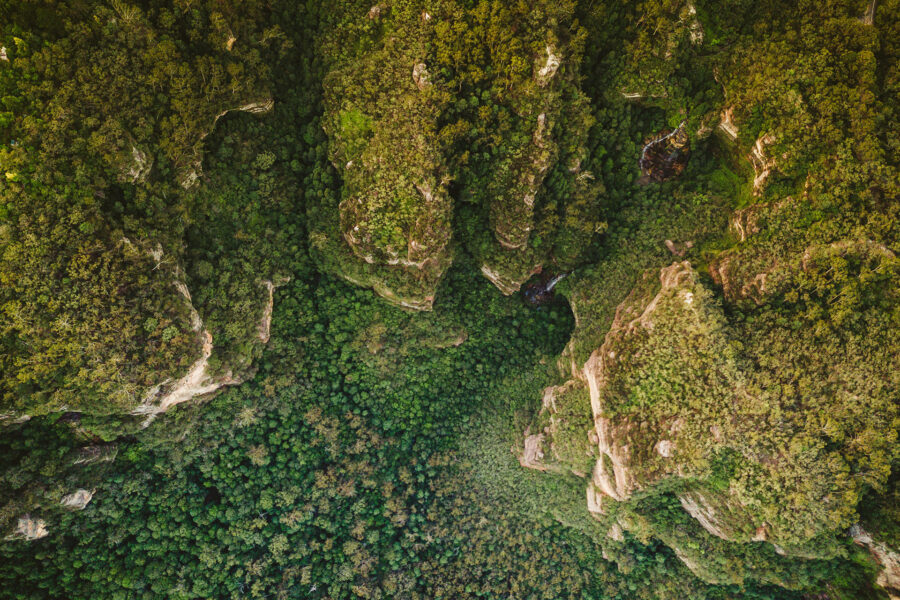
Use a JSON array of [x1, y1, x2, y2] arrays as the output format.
[[0, 1, 898, 599]]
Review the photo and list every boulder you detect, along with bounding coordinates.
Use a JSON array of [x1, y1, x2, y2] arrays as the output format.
[[60, 489, 94, 510]]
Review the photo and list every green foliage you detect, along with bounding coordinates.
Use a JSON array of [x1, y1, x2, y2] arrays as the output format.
[[0, 1, 898, 599]]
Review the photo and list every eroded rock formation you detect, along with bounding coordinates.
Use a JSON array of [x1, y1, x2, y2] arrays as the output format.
[[7, 516, 48, 541], [851, 525, 900, 599], [125, 242, 280, 426], [523, 243, 899, 584], [60, 489, 94, 510], [318, 10, 452, 310], [179, 98, 275, 188]]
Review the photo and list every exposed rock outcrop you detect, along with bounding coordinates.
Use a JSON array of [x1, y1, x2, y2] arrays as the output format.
[[748, 133, 776, 194], [412, 62, 431, 90], [527, 263, 764, 551], [580, 264, 736, 510], [122, 145, 152, 183], [519, 430, 548, 471], [861, 0, 877, 25], [718, 107, 739, 140], [685, 2, 704, 44], [60, 489, 94, 510], [664, 239, 693, 257], [481, 264, 525, 296], [132, 280, 231, 426], [516, 380, 595, 478], [179, 98, 274, 188], [71, 444, 118, 466], [257, 278, 289, 343], [127, 243, 279, 425], [8, 516, 48, 540], [851, 525, 900, 599], [678, 490, 734, 540], [536, 45, 561, 87], [527, 225, 899, 584]]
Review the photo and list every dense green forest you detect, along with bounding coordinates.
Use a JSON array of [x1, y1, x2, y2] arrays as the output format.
[[0, 0, 897, 598]]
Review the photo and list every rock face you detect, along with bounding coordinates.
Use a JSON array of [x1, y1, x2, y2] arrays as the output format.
[[861, 0, 877, 25], [580, 263, 723, 506], [179, 98, 274, 189], [678, 490, 734, 540], [851, 525, 900, 599], [257, 278, 289, 343], [480, 263, 542, 296], [516, 381, 595, 477], [535, 46, 561, 87], [127, 242, 280, 425], [475, 27, 600, 296], [71, 444, 118, 466], [60, 489, 94, 510], [9, 516, 48, 540], [523, 238, 899, 584], [718, 107, 739, 140], [528, 262, 766, 575], [317, 7, 454, 311], [518, 431, 548, 471], [412, 62, 430, 90], [122, 145, 152, 183], [685, 2, 704, 44], [748, 133, 776, 194]]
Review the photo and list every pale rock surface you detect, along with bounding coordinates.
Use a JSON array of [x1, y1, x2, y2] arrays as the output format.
[[61, 489, 94, 510], [258, 280, 277, 343], [718, 107, 739, 140], [749, 133, 776, 194], [655, 439, 675, 458], [71, 445, 117, 465], [678, 490, 732, 540], [536, 46, 561, 87], [861, 0, 877, 25], [10, 516, 48, 540], [130, 245, 277, 425], [519, 432, 548, 471], [412, 62, 431, 90], [851, 524, 900, 599], [480, 263, 540, 296], [586, 482, 605, 516], [685, 2, 704, 44], [123, 145, 152, 183]]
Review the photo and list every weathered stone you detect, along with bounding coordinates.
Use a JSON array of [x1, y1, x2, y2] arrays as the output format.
[[412, 62, 431, 90], [61, 489, 94, 510], [535, 46, 561, 86], [851, 524, 900, 599], [10, 516, 48, 540], [655, 439, 675, 458]]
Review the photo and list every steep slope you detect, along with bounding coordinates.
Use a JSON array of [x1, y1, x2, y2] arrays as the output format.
[[517, 0, 900, 593], [313, 1, 605, 308], [0, 1, 289, 422]]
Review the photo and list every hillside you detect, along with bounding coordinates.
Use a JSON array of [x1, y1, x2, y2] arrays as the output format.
[[0, 1, 897, 599]]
